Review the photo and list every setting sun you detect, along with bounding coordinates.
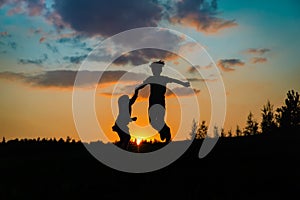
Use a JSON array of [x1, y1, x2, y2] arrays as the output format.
[[136, 138, 142, 146]]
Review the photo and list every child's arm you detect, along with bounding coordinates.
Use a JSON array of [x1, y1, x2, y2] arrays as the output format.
[[129, 90, 138, 109], [128, 78, 149, 116], [128, 81, 148, 107], [128, 89, 139, 118]]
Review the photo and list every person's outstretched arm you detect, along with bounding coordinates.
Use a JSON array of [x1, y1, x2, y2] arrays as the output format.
[[168, 77, 190, 87], [134, 77, 150, 94], [135, 83, 148, 91]]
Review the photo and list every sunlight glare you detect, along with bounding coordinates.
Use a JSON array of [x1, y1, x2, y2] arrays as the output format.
[[136, 138, 142, 146]]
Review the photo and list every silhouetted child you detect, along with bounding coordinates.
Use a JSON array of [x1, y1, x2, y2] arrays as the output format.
[[112, 92, 138, 149]]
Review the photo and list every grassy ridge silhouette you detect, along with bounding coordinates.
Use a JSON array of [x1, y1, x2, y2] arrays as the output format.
[[1, 130, 299, 199]]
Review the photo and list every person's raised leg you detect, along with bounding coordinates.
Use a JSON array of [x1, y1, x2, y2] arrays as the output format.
[[149, 105, 171, 143], [159, 124, 171, 143]]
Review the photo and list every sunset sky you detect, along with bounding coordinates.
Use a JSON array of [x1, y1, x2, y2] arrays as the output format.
[[0, 0, 299, 142]]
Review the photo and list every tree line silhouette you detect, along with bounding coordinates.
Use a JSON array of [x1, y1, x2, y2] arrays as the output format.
[[191, 90, 300, 139]]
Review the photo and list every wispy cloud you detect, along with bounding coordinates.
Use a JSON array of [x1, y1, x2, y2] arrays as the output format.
[[250, 57, 267, 64], [18, 54, 48, 66], [244, 48, 271, 55], [2, 0, 45, 16], [0, 70, 200, 99], [186, 77, 217, 82], [243, 48, 270, 65], [55, 34, 91, 52], [8, 41, 17, 50], [0, 70, 147, 89], [167, 87, 200, 97], [0, 71, 26, 81], [187, 64, 212, 73], [100, 84, 200, 99], [39, 37, 46, 43], [113, 49, 179, 66], [45, 43, 59, 54], [217, 59, 245, 72], [0, 31, 11, 37], [169, 0, 237, 34], [63, 55, 87, 64], [7, 4, 23, 15]]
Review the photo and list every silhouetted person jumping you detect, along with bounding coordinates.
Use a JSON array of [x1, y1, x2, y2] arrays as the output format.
[[112, 92, 138, 149], [135, 60, 190, 143]]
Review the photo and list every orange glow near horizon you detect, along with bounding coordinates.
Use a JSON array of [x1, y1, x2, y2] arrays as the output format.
[[1, 76, 294, 142]]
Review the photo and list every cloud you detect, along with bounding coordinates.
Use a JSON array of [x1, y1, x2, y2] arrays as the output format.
[[187, 64, 212, 73], [244, 48, 270, 55], [30, 28, 43, 35], [0, 33, 17, 49], [26, 0, 44, 16], [166, 87, 200, 97], [88, 29, 184, 66], [0, 70, 200, 99], [1, 0, 45, 16], [186, 78, 217, 82], [63, 55, 87, 64], [45, 43, 59, 53], [39, 37, 46, 43], [250, 57, 267, 64], [2, 0, 236, 36], [52, 0, 163, 36], [0, 71, 26, 81], [56, 35, 82, 45], [56, 34, 91, 52], [19, 54, 48, 66], [0, 31, 11, 37], [100, 84, 200, 99], [0, 70, 147, 88], [8, 41, 17, 49], [7, 3, 23, 15], [46, 11, 70, 30], [187, 65, 198, 73], [49, 0, 235, 36], [0, 0, 9, 8], [217, 59, 245, 72], [113, 49, 179, 66], [169, 0, 237, 33]]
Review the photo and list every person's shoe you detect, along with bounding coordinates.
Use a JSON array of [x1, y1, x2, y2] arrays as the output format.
[[131, 117, 137, 121], [160, 132, 166, 141], [164, 132, 171, 143], [160, 132, 171, 143]]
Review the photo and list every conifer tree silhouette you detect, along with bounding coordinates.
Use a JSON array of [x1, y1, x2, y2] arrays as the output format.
[[261, 100, 277, 134], [276, 90, 300, 129], [244, 112, 259, 136], [196, 121, 208, 139]]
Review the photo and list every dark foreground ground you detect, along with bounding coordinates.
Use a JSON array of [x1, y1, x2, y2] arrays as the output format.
[[0, 131, 300, 200]]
